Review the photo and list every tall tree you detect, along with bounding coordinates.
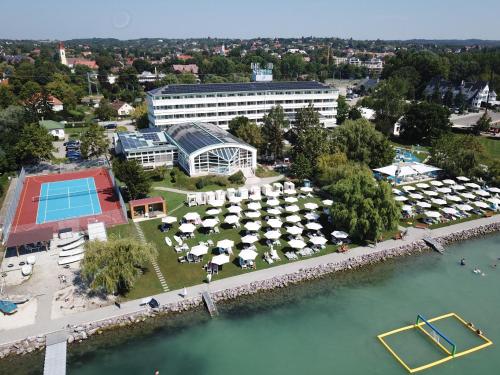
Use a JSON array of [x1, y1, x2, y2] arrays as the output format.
[[372, 77, 409, 135], [330, 118, 395, 168], [80, 123, 109, 159], [473, 113, 491, 135], [15, 123, 54, 165], [131, 102, 149, 129], [399, 102, 451, 145], [112, 158, 151, 200], [95, 99, 117, 120], [262, 105, 287, 160], [81, 236, 158, 294], [454, 92, 467, 113], [336, 95, 349, 125], [291, 153, 313, 181]]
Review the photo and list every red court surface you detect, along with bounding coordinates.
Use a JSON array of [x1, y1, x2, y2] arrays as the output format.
[[10, 168, 127, 237]]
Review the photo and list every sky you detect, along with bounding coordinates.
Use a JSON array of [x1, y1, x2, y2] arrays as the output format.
[[1, 0, 499, 41]]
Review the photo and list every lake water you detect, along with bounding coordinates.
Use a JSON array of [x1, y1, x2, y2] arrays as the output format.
[[3, 234, 499, 375]]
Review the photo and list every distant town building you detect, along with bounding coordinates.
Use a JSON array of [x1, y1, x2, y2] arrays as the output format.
[[111, 101, 135, 116], [424, 78, 497, 108], [58, 42, 98, 69], [137, 70, 166, 83], [172, 64, 199, 75], [147, 81, 339, 130]]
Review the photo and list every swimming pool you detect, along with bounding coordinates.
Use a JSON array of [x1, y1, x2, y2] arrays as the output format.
[[394, 147, 420, 163]]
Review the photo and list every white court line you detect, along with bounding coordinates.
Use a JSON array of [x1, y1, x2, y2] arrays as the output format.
[[43, 203, 95, 213], [87, 178, 96, 215], [42, 183, 51, 223]]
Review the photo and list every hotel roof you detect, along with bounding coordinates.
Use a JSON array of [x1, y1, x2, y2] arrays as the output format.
[[149, 81, 333, 96], [116, 130, 175, 152]]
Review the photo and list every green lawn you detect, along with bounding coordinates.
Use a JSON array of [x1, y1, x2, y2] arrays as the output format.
[[151, 167, 243, 192], [255, 164, 280, 178], [65, 126, 89, 140], [478, 137, 500, 160]]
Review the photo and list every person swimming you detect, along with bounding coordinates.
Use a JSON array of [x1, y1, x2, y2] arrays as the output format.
[[460, 258, 466, 266]]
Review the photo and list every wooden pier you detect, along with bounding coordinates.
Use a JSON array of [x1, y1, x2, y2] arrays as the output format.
[[44, 330, 68, 375], [202, 291, 218, 317], [423, 237, 445, 254]]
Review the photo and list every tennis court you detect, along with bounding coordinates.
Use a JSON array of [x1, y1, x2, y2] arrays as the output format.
[[36, 177, 102, 224]]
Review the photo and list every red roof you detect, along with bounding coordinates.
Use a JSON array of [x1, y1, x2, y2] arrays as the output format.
[[6, 227, 53, 247], [129, 197, 165, 207], [67, 58, 98, 69], [177, 54, 193, 61]]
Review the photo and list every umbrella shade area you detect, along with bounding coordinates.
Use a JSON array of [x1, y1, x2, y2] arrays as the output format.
[[206, 208, 221, 216], [267, 218, 283, 228], [430, 180, 443, 186], [430, 198, 447, 206], [288, 239, 306, 249], [392, 189, 403, 195], [456, 176, 470, 182], [417, 202, 431, 208], [241, 234, 259, 244], [217, 239, 234, 249], [422, 190, 438, 197], [402, 186, 416, 192], [322, 199, 333, 206], [310, 236, 328, 245], [409, 193, 424, 200], [301, 187, 313, 193], [162, 216, 177, 224], [244, 221, 261, 231], [285, 215, 301, 223], [459, 192, 476, 200], [441, 207, 458, 215], [239, 249, 258, 261], [445, 195, 462, 202], [416, 183, 430, 189], [424, 211, 441, 218], [229, 196, 243, 204], [201, 219, 218, 228], [266, 199, 280, 207], [488, 187, 500, 193], [285, 197, 298, 203], [244, 211, 261, 219], [451, 185, 466, 191], [437, 187, 452, 194], [211, 254, 230, 265], [442, 179, 456, 185], [228, 206, 243, 214], [184, 212, 201, 221], [473, 201, 490, 209], [190, 244, 209, 256], [285, 205, 300, 213], [286, 226, 303, 236], [487, 197, 500, 205], [247, 202, 262, 211], [306, 222, 323, 231], [475, 190, 490, 197], [304, 202, 319, 210], [465, 182, 481, 189], [264, 230, 282, 240], [332, 231, 349, 239], [394, 196, 408, 202], [267, 208, 281, 216], [304, 212, 320, 221], [179, 223, 196, 233], [224, 215, 239, 225], [455, 204, 473, 211], [402, 205, 413, 212]]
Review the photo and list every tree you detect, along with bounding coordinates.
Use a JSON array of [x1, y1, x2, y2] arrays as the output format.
[[348, 107, 362, 120], [399, 102, 451, 145], [112, 158, 151, 200], [473, 113, 491, 135], [454, 92, 467, 113], [291, 153, 313, 181], [131, 102, 149, 129], [294, 104, 321, 135], [328, 168, 400, 242], [19, 81, 41, 100], [228, 116, 263, 150], [0, 86, 15, 109], [372, 77, 409, 135], [443, 89, 454, 107], [95, 99, 117, 120], [81, 236, 158, 294], [281, 54, 305, 79], [336, 95, 349, 125], [315, 152, 349, 186], [80, 123, 109, 159], [430, 134, 486, 178], [15, 123, 54, 165], [330, 119, 395, 168], [262, 105, 288, 160]]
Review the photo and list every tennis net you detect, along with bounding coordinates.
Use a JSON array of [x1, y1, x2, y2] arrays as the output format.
[[32, 188, 106, 202]]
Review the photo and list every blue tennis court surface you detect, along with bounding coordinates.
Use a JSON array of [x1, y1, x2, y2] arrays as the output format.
[[36, 177, 102, 224]]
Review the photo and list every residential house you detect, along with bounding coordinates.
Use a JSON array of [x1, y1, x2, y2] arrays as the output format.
[[172, 64, 199, 75], [39, 120, 65, 140], [111, 101, 135, 116], [424, 78, 497, 108]]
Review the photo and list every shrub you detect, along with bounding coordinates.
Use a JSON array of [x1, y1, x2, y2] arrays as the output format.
[[195, 179, 205, 189], [170, 169, 177, 183], [228, 170, 245, 184]]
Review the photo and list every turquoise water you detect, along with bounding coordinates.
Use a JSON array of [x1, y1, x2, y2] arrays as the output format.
[[2, 235, 499, 375]]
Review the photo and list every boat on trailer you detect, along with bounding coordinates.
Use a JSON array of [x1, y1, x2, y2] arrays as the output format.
[[57, 233, 84, 248], [58, 254, 84, 266], [60, 238, 85, 251], [0, 300, 18, 315], [59, 246, 85, 257]]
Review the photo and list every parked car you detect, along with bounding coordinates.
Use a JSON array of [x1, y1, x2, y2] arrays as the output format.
[[64, 140, 80, 146], [104, 123, 117, 129]]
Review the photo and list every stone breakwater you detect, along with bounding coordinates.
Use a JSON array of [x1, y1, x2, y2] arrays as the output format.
[[1, 221, 499, 359]]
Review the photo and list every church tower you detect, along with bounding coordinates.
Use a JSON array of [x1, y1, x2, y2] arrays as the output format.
[[58, 42, 67, 66]]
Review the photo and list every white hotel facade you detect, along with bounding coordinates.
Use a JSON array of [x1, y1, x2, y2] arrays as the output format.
[[146, 81, 339, 130]]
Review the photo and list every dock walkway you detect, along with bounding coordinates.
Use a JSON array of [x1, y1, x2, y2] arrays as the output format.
[[202, 291, 218, 317], [423, 237, 445, 253], [43, 330, 68, 375]]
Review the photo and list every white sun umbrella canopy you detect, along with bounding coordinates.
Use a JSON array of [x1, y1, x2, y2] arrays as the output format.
[[442, 179, 456, 185], [452, 184, 466, 191], [422, 190, 439, 197], [264, 230, 281, 240], [473, 201, 490, 209], [304, 202, 319, 210], [286, 215, 301, 223], [241, 234, 259, 244], [456, 176, 470, 182], [431, 198, 447, 206], [304, 212, 320, 221], [247, 202, 262, 211], [244, 221, 261, 232], [224, 215, 239, 225], [288, 239, 306, 249], [416, 183, 430, 189], [202, 218, 219, 228], [310, 236, 327, 246], [394, 196, 408, 202], [244, 210, 261, 219], [287, 226, 303, 236], [488, 187, 500, 194], [417, 201, 432, 208], [206, 208, 221, 216], [306, 222, 323, 231], [211, 254, 230, 265], [285, 205, 300, 213], [392, 188, 403, 195], [424, 211, 441, 218], [301, 186, 313, 193], [322, 199, 333, 206], [475, 190, 490, 197], [460, 192, 476, 200], [162, 216, 177, 224], [267, 199, 280, 207], [456, 204, 473, 211], [402, 185, 416, 192], [465, 182, 481, 189], [210, 200, 225, 207], [249, 194, 262, 201], [266, 190, 280, 198], [229, 196, 243, 204], [179, 223, 196, 233], [190, 244, 209, 256], [239, 249, 258, 261], [228, 205, 243, 214], [430, 180, 444, 187], [445, 195, 462, 202], [332, 231, 349, 239], [437, 187, 452, 194], [442, 207, 458, 216], [409, 193, 424, 200], [267, 218, 283, 229], [217, 239, 234, 249], [184, 212, 201, 221], [285, 196, 298, 203], [267, 208, 281, 216], [402, 205, 413, 212]]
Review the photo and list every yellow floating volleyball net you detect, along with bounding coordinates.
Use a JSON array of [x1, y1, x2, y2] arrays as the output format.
[[377, 313, 493, 373]]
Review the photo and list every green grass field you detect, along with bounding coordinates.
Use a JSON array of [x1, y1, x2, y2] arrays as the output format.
[[478, 137, 500, 160], [151, 168, 243, 192]]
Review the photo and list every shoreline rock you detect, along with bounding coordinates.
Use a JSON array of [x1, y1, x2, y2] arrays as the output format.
[[1, 221, 498, 359]]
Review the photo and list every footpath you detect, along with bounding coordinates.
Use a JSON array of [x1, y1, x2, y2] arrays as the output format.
[[0, 214, 498, 348]]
